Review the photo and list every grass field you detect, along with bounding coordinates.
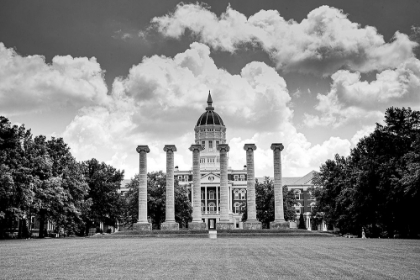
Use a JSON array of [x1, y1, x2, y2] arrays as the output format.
[[1, 237, 419, 279]]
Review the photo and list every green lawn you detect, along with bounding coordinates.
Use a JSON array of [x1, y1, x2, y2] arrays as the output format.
[[1, 237, 419, 279]]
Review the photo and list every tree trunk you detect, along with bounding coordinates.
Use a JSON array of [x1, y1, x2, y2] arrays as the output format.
[[39, 211, 45, 238]]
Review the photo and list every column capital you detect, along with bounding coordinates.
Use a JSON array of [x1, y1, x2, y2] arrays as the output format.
[[136, 145, 150, 153], [163, 145, 177, 153], [244, 143, 257, 151], [189, 144, 205, 152], [270, 143, 284, 152], [217, 143, 230, 152]]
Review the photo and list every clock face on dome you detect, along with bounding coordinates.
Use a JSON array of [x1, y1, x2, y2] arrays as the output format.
[[208, 176, 214, 181]]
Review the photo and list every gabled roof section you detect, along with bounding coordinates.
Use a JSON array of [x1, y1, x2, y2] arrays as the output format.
[[291, 170, 316, 185], [201, 172, 220, 184]]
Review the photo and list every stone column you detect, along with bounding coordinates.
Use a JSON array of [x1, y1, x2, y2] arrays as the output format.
[[216, 144, 234, 230], [188, 144, 207, 230], [161, 145, 179, 231], [270, 143, 289, 229], [243, 144, 262, 230], [134, 145, 152, 231]]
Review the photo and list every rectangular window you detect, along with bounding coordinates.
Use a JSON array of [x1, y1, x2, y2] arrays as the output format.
[[216, 141, 219, 147], [200, 158, 205, 164], [202, 141, 205, 148], [240, 175, 245, 181], [209, 141, 213, 148], [234, 175, 239, 181]]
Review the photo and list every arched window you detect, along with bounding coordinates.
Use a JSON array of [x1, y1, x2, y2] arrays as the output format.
[[240, 189, 246, 200], [233, 202, 241, 214], [294, 189, 302, 200], [208, 202, 216, 212], [234, 189, 239, 200], [310, 202, 316, 212], [294, 202, 302, 214], [201, 202, 205, 212], [209, 190, 215, 200]]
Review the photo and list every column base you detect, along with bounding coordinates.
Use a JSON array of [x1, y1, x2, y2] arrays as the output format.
[[160, 222, 179, 231], [133, 222, 152, 231], [188, 222, 207, 230], [270, 220, 289, 229], [243, 220, 262, 230], [216, 221, 235, 230]]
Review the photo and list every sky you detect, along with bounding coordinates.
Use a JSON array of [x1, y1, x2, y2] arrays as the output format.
[[1, 0, 420, 179]]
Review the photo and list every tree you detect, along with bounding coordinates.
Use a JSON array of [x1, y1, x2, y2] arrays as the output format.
[[313, 107, 420, 237], [82, 159, 124, 234], [0, 116, 34, 238], [242, 177, 296, 228], [120, 171, 192, 230]]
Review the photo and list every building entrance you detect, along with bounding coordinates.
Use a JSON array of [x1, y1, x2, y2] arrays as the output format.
[[208, 219, 216, 230]]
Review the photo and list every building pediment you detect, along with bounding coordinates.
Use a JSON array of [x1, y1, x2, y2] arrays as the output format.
[[201, 172, 220, 184]]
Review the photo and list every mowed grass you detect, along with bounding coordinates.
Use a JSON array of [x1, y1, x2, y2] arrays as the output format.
[[1, 237, 419, 279]]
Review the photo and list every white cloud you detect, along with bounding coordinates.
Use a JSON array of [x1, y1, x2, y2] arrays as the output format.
[[62, 43, 351, 177], [304, 58, 420, 127], [0, 43, 109, 115], [152, 4, 417, 76], [351, 125, 376, 146]]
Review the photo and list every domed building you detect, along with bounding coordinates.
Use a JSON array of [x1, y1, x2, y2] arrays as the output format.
[[175, 92, 248, 229]]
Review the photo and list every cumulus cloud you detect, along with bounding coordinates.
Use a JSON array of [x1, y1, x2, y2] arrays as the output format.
[[304, 58, 420, 127], [0, 43, 108, 115], [61, 42, 351, 177], [351, 126, 376, 146], [151, 4, 417, 76]]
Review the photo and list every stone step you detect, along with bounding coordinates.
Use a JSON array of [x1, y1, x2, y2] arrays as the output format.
[[90, 229, 335, 239]]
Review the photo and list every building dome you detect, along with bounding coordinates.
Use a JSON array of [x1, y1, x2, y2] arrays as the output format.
[[196, 92, 225, 127], [196, 110, 225, 126]]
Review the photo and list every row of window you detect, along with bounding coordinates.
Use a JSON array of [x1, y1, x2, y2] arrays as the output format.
[[200, 189, 247, 200], [233, 175, 246, 181], [176, 175, 246, 181], [177, 175, 189, 182], [293, 189, 315, 200], [200, 202, 245, 214], [294, 202, 316, 214], [199, 129, 220, 132], [200, 158, 219, 163]]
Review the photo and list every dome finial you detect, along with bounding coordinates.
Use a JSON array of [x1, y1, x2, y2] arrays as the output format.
[[207, 91, 213, 106], [206, 91, 214, 111]]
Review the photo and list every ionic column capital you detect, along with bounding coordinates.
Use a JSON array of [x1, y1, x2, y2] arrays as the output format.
[[270, 143, 284, 152], [244, 143, 257, 152], [136, 145, 150, 153], [189, 144, 204, 152], [217, 143, 230, 152], [163, 145, 177, 153]]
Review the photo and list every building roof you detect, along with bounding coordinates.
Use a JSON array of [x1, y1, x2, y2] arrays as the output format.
[[196, 92, 225, 126], [256, 170, 316, 186]]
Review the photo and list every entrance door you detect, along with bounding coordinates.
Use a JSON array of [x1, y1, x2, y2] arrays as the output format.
[[208, 219, 216, 230]]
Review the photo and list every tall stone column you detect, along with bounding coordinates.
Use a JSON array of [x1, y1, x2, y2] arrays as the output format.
[[270, 143, 289, 229], [243, 144, 262, 230], [216, 144, 234, 230], [161, 145, 179, 231], [188, 144, 207, 230], [134, 145, 152, 231]]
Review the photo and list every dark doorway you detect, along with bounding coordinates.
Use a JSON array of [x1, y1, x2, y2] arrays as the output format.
[[208, 219, 216, 230]]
